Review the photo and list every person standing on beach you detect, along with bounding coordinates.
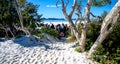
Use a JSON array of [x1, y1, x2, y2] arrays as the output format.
[[50, 24, 55, 29]]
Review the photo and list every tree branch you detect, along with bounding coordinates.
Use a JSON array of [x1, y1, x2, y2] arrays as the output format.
[[56, 0, 60, 8], [65, 0, 69, 8], [60, 0, 69, 18], [90, 12, 102, 22], [100, 0, 120, 34], [69, 0, 77, 17], [14, 0, 24, 29]]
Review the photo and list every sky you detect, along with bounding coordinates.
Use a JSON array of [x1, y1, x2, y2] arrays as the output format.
[[27, 0, 117, 18]]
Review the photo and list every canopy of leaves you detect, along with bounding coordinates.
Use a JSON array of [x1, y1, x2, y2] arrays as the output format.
[[22, 2, 42, 27], [0, 0, 42, 37], [92, 0, 111, 7]]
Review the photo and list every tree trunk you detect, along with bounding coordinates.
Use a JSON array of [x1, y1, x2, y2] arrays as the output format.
[[58, 0, 92, 52], [79, 28, 87, 51], [67, 17, 81, 44], [14, 0, 33, 40], [78, 0, 92, 52], [15, 0, 24, 29], [88, 0, 120, 58]]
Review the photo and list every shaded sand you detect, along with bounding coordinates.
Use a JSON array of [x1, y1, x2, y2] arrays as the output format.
[[0, 34, 98, 64]]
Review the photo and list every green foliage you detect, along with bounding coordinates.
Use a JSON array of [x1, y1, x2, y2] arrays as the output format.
[[87, 23, 101, 42], [89, 23, 100, 39], [38, 33, 44, 39], [92, 0, 111, 7], [66, 35, 76, 43], [66, 23, 82, 43], [31, 29, 39, 35], [91, 44, 107, 64], [29, 22, 36, 28], [41, 27, 60, 38], [22, 2, 42, 27], [75, 43, 82, 52], [0, 0, 42, 38], [85, 39, 94, 52], [91, 22, 120, 64], [75, 46, 81, 53]]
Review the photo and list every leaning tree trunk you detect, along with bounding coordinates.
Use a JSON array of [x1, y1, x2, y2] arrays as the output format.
[[88, 0, 120, 58]]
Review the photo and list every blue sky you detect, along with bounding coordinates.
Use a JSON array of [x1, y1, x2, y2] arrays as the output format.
[[27, 0, 117, 18]]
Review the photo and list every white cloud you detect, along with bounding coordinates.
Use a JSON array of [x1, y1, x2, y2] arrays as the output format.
[[46, 4, 61, 8]]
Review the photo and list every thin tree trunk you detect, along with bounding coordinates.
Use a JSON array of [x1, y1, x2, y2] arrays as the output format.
[[78, 0, 92, 52], [0, 24, 9, 39], [7, 27, 15, 38], [14, 0, 33, 40], [15, 0, 24, 29], [67, 18, 81, 44], [79, 28, 87, 51], [88, 0, 120, 58], [56, 0, 92, 52]]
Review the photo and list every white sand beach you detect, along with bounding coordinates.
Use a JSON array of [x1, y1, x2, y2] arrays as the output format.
[[0, 34, 98, 64], [43, 21, 69, 25]]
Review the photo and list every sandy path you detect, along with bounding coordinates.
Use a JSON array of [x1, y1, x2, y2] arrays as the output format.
[[0, 37, 98, 64]]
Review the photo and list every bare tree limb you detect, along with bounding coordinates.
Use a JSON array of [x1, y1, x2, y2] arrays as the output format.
[[69, 0, 77, 17], [90, 12, 102, 22], [0, 24, 15, 38], [56, 0, 60, 8], [14, 0, 24, 29], [65, 0, 69, 8]]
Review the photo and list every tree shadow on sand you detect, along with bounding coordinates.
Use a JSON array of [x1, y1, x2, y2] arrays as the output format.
[[13, 36, 51, 50]]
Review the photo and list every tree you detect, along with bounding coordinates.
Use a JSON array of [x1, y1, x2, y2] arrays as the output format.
[[56, 0, 115, 54], [88, 0, 120, 58], [0, 0, 18, 38], [56, 0, 86, 52], [101, 11, 108, 20], [22, 3, 42, 27]]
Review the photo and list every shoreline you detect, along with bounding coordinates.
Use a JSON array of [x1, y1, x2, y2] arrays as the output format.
[[43, 21, 69, 25], [42, 20, 76, 25]]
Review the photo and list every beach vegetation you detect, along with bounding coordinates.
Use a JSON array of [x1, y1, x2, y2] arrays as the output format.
[[41, 27, 61, 38]]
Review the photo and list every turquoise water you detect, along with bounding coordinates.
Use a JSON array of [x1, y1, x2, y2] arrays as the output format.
[[42, 20, 68, 22], [42, 20, 76, 23]]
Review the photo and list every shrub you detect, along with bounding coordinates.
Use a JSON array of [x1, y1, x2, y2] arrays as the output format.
[[75, 46, 81, 52], [75, 43, 82, 52], [91, 22, 120, 64], [66, 34, 76, 43], [41, 27, 60, 38], [87, 23, 101, 42], [38, 33, 44, 39], [66, 24, 82, 43]]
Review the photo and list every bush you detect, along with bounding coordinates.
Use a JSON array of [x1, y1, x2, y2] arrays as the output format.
[[38, 33, 44, 39], [75, 43, 82, 52], [41, 27, 61, 38], [85, 39, 94, 52], [91, 22, 120, 64], [66, 24, 82, 43], [87, 23, 101, 42], [66, 34, 76, 43], [75, 46, 81, 52]]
